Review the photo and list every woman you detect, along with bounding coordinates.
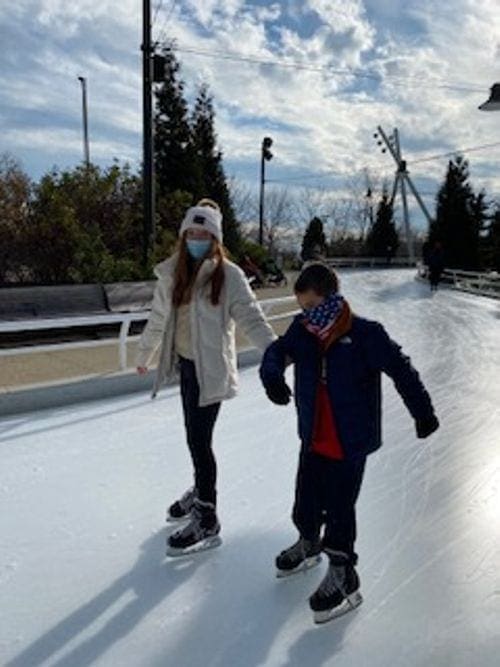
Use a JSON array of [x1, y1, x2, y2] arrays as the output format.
[[136, 199, 276, 556]]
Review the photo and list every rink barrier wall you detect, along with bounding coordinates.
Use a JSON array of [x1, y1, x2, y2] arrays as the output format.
[[0, 347, 264, 418], [0, 281, 156, 321], [0, 312, 153, 370], [0, 297, 298, 371], [0, 298, 298, 417]]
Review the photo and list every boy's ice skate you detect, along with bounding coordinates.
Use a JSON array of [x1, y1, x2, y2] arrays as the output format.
[[166, 487, 197, 523], [166, 499, 221, 557], [309, 550, 363, 624], [276, 537, 322, 578]]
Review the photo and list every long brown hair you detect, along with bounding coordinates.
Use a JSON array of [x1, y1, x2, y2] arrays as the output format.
[[172, 234, 226, 307]]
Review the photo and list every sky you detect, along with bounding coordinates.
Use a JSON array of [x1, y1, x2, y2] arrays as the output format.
[[1, 0, 500, 229]]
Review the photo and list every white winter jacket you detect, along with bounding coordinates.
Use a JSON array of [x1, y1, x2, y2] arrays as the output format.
[[136, 254, 277, 406]]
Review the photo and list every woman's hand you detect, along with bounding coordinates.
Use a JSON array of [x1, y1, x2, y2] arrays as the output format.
[[137, 366, 148, 375]]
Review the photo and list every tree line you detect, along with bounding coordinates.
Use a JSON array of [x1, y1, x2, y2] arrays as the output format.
[[299, 157, 500, 271], [1, 45, 499, 285]]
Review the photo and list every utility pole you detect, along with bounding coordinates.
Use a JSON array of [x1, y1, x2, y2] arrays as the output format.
[[142, 0, 155, 267], [374, 126, 434, 262], [394, 129, 413, 261], [259, 136, 273, 246], [77, 76, 90, 168]]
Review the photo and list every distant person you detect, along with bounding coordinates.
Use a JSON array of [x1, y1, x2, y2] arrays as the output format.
[[241, 254, 264, 288], [260, 263, 439, 624], [137, 199, 275, 556], [263, 257, 288, 287], [385, 245, 394, 265], [428, 241, 445, 291], [422, 240, 431, 267]]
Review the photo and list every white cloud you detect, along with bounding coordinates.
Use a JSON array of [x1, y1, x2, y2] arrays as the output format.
[[3, 127, 137, 164], [35, 0, 139, 34], [1, 0, 499, 211], [183, 0, 246, 28], [305, 0, 376, 66]]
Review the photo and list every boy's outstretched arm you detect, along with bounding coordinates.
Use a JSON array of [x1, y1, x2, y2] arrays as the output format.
[[259, 334, 293, 406], [365, 322, 439, 438]]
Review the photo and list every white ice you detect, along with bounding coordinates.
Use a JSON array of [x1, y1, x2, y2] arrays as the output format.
[[1, 269, 499, 667]]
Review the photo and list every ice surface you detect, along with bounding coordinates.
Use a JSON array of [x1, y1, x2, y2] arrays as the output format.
[[1, 270, 499, 667]]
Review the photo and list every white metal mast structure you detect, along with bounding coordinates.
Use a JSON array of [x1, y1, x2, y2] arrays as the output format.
[[374, 126, 433, 261]]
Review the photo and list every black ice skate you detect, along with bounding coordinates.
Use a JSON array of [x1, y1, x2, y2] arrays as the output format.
[[166, 499, 221, 557], [275, 537, 322, 578], [166, 487, 197, 523], [309, 550, 363, 624]]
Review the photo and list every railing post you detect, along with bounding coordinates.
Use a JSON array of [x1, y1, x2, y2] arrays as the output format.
[[119, 316, 131, 370]]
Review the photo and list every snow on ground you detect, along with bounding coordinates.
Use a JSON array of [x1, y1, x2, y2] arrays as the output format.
[[1, 270, 499, 667]]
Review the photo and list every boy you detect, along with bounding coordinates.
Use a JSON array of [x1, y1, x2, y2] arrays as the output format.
[[259, 264, 439, 624]]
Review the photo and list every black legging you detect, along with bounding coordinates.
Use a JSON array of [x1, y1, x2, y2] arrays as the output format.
[[179, 358, 221, 505]]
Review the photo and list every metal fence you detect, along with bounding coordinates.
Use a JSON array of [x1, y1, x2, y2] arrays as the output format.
[[326, 257, 417, 268], [417, 264, 500, 299]]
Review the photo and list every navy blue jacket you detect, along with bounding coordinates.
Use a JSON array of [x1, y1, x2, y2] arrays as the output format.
[[260, 315, 436, 460]]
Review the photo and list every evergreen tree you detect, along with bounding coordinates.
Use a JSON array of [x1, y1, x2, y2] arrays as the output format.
[[484, 205, 500, 271], [430, 156, 484, 270], [191, 84, 241, 254], [301, 217, 327, 261], [365, 190, 399, 258], [154, 45, 202, 204]]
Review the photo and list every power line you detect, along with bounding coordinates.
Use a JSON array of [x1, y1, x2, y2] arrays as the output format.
[[267, 168, 393, 186], [173, 44, 486, 94], [410, 141, 500, 164], [267, 140, 500, 185]]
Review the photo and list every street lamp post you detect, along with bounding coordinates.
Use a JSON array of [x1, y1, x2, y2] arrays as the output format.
[[259, 136, 273, 246], [77, 76, 90, 168]]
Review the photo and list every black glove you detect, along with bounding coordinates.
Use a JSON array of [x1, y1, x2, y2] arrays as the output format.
[[416, 414, 439, 439], [265, 379, 292, 406]]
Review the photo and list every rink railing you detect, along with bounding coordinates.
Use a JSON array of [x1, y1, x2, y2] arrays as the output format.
[[326, 257, 417, 268], [417, 264, 500, 299], [0, 296, 299, 371]]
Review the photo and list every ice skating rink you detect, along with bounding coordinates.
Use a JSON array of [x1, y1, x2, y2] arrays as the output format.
[[1, 270, 499, 667]]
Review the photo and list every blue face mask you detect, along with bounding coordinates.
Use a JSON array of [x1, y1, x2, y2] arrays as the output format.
[[186, 239, 212, 260]]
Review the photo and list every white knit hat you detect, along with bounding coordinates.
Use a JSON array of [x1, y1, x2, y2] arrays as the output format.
[[179, 205, 223, 243]]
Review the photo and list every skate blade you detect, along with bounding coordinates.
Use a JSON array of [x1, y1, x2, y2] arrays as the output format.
[[313, 591, 363, 625], [276, 555, 322, 579], [166, 535, 222, 558]]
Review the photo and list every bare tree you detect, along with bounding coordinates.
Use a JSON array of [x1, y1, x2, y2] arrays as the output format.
[[342, 169, 386, 241], [295, 186, 330, 225], [229, 180, 302, 253], [263, 187, 300, 254], [229, 177, 257, 225]]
